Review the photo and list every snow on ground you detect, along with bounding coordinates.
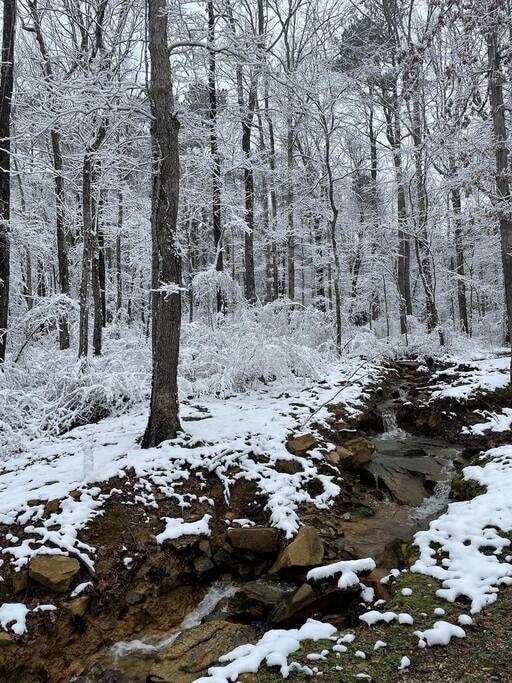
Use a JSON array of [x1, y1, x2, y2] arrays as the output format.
[[463, 407, 512, 435], [412, 443, 512, 612], [428, 355, 510, 401], [0, 358, 382, 583], [194, 619, 337, 683]]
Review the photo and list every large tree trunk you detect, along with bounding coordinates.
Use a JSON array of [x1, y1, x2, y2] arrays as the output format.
[[142, 0, 182, 447], [487, 25, 512, 380], [0, 0, 15, 363]]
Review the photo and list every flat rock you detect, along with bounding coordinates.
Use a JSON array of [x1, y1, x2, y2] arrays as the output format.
[[270, 526, 323, 573], [227, 527, 279, 554], [148, 620, 256, 682], [286, 433, 317, 456], [29, 554, 80, 593]]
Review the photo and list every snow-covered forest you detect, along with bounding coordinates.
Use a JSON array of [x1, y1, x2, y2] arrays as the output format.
[[2, 0, 512, 680]]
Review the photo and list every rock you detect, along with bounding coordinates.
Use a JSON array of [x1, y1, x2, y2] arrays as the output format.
[[274, 459, 303, 475], [126, 590, 145, 606], [0, 632, 15, 647], [241, 578, 295, 607], [363, 450, 443, 506], [69, 490, 82, 500], [286, 433, 317, 456], [193, 555, 215, 576], [148, 620, 256, 682], [343, 438, 375, 469], [63, 595, 90, 617], [270, 526, 324, 573], [227, 527, 280, 554], [44, 498, 61, 515], [11, 570, 28, 594], [326, 450, 341, 465], [198, 539, 211, 556], [361, 568, 391, 602], [269, 584, 355, 627], [29, 554, 80, 593], [27, 499, 42, 507], [290, 582, 314, 605]]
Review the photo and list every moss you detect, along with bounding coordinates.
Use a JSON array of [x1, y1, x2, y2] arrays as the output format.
[[450, 475, 486, 502]]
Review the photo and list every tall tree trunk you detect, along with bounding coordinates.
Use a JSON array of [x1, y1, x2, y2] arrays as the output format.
[[27, 0, 70, 349], [410, 71, 439, 334], [116, 190, 123, 311], [286, 119, 295, 300], [451, 183, 469, 333], [383, 82, 412, 334], [0, 0, 15, 363], [142, 0, 182, 447], [487, 24, 512, 380], [78, 126, 106, 359], [207, 0, 223, 314]]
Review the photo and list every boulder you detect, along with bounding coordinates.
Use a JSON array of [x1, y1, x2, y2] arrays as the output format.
[[148, 620, 256, 682], [343, 438, 375, 469], [29, 554, 80, 593], [227, 527, 280, 554], [11, 570, 28, 595], [63, 595, 90, 617], [270, 526, 324, 573], [286, 433, 317, 456]]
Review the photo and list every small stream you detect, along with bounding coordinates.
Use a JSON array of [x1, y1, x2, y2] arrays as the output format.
[[94, 380, 463, 678]]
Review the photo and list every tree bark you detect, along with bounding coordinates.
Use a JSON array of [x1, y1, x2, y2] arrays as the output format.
[[451, 184, 469, 334], [142, 0, 182, 447], [207, 0, 223, 314], [0, 0, 15, 363], [487, 24, 512, 380]]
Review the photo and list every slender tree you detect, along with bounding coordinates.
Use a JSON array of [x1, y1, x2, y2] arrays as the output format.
[[0, 0, 15, 363]]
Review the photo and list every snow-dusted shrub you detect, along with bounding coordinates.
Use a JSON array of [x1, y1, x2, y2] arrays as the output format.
[[191, 269, 242, 327], [179, 301, 336, 397], [0, 327, 149, 456]]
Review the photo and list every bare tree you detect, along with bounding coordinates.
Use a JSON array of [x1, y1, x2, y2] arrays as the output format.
[[142, 0, 182, 447], [0, 0, 15, 363]]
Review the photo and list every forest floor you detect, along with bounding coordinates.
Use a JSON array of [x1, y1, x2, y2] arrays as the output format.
[[1, 348, 512, 681]]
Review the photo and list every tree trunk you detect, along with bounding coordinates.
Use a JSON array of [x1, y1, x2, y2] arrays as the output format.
[[142, 0, 182, 447], [116, 190, 123, 311], [411, 72, 439, 333], [487, 25, 512, 380], [27, 0, 70, 349], [207, 0, 223, 314], [451, 182, 469, 333], [0, 0, 15, 363]]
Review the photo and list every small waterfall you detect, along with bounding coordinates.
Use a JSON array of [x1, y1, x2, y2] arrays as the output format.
[[379, 404, 407, 439]]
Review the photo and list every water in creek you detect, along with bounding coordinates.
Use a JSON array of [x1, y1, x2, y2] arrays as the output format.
[[340, 395, 461, 564]]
